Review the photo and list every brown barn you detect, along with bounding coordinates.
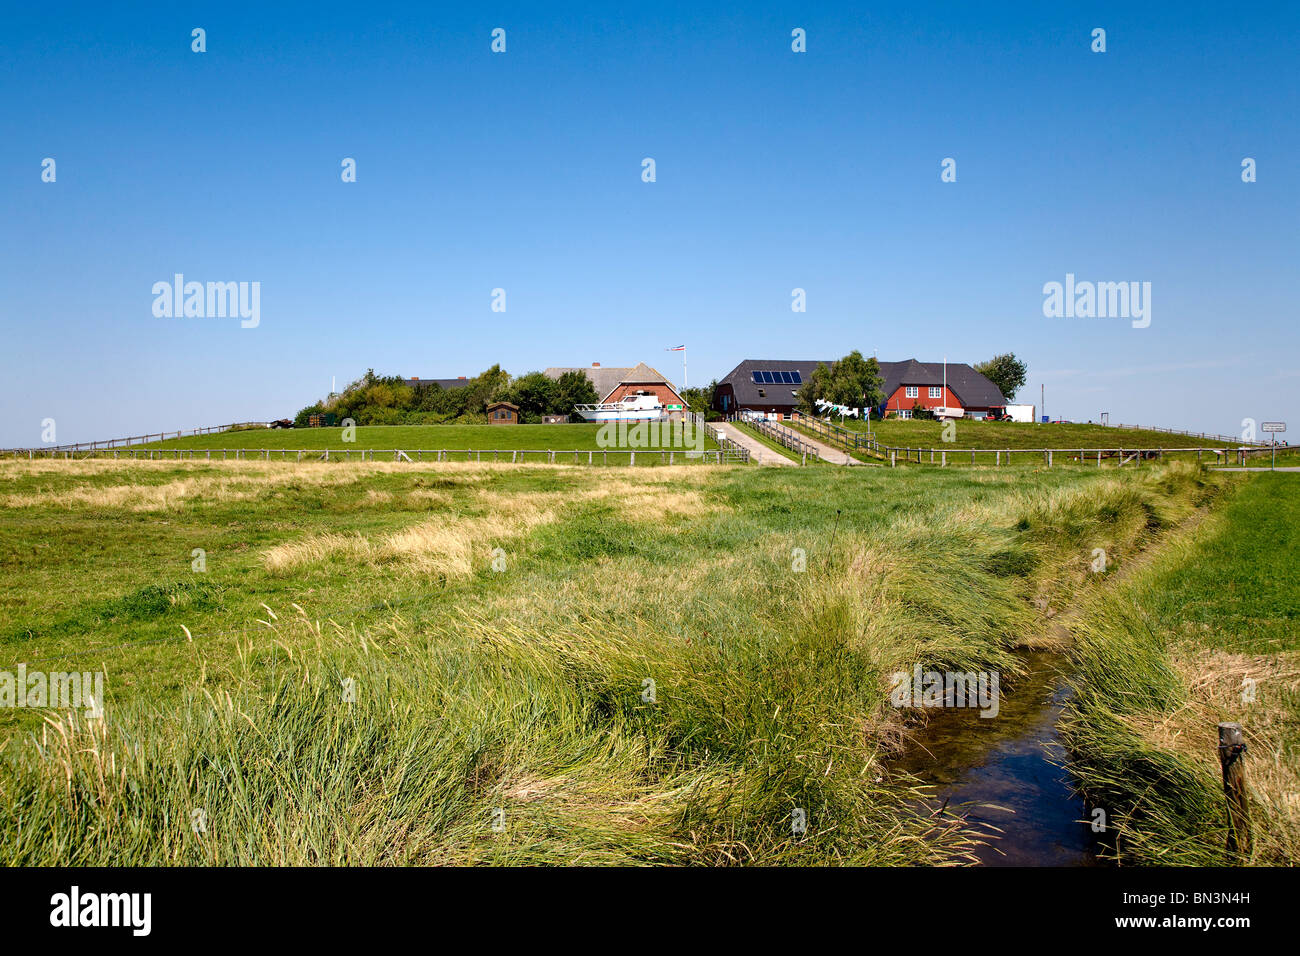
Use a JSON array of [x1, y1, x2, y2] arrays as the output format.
[[486, 401, 519, 424]]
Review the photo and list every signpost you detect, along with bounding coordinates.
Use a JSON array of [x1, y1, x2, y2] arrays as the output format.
[[1262, 422, 1286, 470]]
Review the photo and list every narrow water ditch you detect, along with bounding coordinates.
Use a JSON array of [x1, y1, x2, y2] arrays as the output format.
[[891, 649, 1108, 866]]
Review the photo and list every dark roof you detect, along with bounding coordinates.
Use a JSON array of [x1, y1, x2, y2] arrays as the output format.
[[486, 401, 519, 411], [718, 358, 1005, 409], [716, 359, 835, 408], [407, 377, 471, 390], [880, 359, 1005, 408]]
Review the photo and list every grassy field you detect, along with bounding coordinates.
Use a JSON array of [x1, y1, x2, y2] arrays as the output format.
[[1061, 473, 1300, 865], [126, 423, 719, 456], [802, 417, 1246, 449], [0, 458, 1233, 864], [784, 418, 1278, 468]]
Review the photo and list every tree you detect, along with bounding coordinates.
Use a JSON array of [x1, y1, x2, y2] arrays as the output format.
[[798, 352, 884, 417], [294, 403, 324, 427], [461, 364, 511, 420], [796, 363, 831, 415], [551, 370, 599, 417], [504, 371, 558, 423], [681, 379, 717, 415], [974, 353, 1027, 402]]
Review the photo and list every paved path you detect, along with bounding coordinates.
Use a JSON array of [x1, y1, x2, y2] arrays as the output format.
[[712, 423, 796, 466], [789, 430, 857, 466]]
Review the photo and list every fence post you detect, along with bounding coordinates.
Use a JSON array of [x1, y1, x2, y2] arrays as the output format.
[[890, 451, 896, 468], [941, 451, 946, 467], [1048, 450, 1053, 468], [1218, 722, 1251, 856], [629, 451, 635, 467]]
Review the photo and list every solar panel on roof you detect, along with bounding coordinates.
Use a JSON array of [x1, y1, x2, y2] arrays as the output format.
[[751, 369, 804, 386]]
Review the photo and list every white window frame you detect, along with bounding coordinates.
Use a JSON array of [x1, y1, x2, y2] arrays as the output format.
[[905, 386, 918, 398], [928, 386, 942, 399], [898, 409, 913, 420]]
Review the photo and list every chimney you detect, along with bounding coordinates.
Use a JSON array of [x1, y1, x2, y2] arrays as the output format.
[[592, 362, 600, 367], [458, 376, 466, 380]]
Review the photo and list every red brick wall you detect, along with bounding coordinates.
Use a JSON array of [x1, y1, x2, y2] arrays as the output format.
[[603, 382, 685, 407], [885, 385, 961, 414]]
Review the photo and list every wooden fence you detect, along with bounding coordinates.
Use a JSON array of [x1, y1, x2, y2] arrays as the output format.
[[779, 415, 1276, 467], [29, 422, 272, 453], [1099, 422, 1271, 447], [871, 445, 1268, 467], [736, 415, 818, 461], [1, 447, 746, 466]]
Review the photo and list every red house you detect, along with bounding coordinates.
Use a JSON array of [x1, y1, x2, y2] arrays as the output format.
[[880, 359, 1005, 419], [712, 358, 1005, 420]]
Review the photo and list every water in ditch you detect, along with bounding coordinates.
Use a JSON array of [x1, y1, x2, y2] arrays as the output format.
[[891, 650, 1108, 866]]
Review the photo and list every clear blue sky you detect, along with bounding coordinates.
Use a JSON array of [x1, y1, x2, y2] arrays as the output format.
[[3, 1, 1297, 445]]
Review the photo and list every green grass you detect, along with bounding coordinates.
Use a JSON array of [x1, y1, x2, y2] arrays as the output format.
[[128, 423, 719, 455], [732, 421, 823, 464], [819, 417, 1242, 448], [1061, 473, 1300, 865], [784, 417, 1258, 467], [0, 458, 1233, 864]]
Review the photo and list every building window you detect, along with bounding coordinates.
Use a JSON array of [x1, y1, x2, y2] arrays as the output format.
[[899, 409, 913, 420], [905, 386, 918, 398], [928, 386, 942, 399], [757, 389, 766, 398]]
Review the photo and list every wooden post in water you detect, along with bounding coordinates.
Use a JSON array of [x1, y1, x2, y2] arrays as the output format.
[[1217, 722, 1251, 856]]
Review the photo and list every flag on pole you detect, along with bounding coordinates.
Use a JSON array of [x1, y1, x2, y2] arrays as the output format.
[[666, 346, 687, 390]]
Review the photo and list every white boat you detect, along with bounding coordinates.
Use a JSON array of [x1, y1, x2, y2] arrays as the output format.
[[573, 393, 664, 422]]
